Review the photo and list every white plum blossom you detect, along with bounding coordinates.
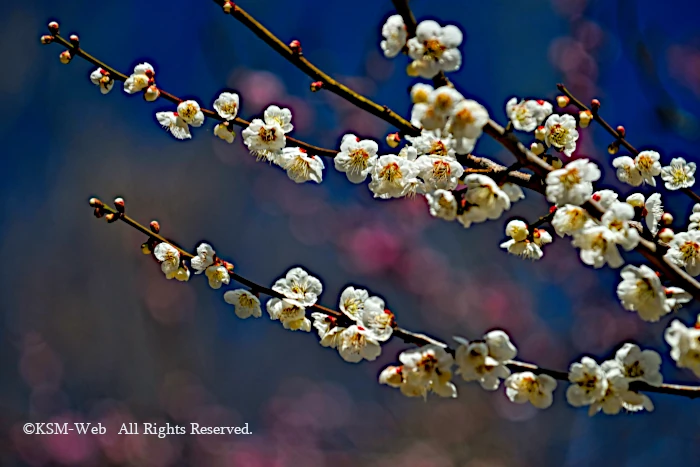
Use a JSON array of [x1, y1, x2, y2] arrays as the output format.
[[334, 134, 378, 183], [601, 202, 640, 251], [407, 130, 455, 158], [359, 296, 394, 342], [504, 372, 557, 409], [278, 148, 324, 184], [263, 105, 293, 133], [454, 331, 516, 391], [338, 286, 369, 320], [592, 189, 619, 209], [612, 156, 643, 187], [213, 92, 240, 120], [337, 325, 382, 363], [415, 155, 464, 190], [412, 87, 464, 131], [156, 111, 192, 140], [460, 174, 512, 227], [223, 289, 262, 319], [153, 243, 180, 279], [454, 340, 510, 390], [407, 20, 463, 78], [566, 357, 608, 407], [665, 318, 700, 377], [502, 183, 525, 203], [572, 223, 624, 269], [379, 365, 405, 389], [380, 15, 407, 58], [242, 119, 286, 154], [272, 267, 323, 307], [191, 243, 215, 274], [123, 62, 154, 94], [266, 298, 311, 332], [176, 100, 205, 127], [586, 367, 652, 416], [448, 99, 489, 140], [635, 151, 662, 186], [214, 123, 235, 143], [426, 189, 457, 221], [205, 264, 230, 289], [665, 230, 700, 276], [617, 265, 672, 322], [410, 83, 434, 104], [89, 68, 113, 94], [661, 157, 696, 190], [397, 345, 457, 398], [610, 343, 663, 387], [506, 98, 552, 132], [545, 158, 600, 206], [368, 155, 420, 199], [627, 193, 663, 235], [500, 223, 552, 261], [552, 205, 589, 237], [311, 312, 343, 348], [174, 266, 190, 282], [543, 114, 579, 156]]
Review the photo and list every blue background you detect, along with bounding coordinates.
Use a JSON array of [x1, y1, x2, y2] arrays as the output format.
[[2, 0, 699, 465]]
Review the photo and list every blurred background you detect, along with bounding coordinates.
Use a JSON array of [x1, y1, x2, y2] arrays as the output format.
[[2, 0, 700, 465]]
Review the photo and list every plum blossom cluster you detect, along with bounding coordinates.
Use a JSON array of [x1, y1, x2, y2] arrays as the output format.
[[311, 287, 394, 363], [380, 16, 463, 79], [613, 153, 695, 191], [500, 219, 553, 260], [241, 105, 325, 184], [566, 344, 660, 416]]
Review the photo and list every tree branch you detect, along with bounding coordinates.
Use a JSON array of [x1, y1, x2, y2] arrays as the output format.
[[90, 196, 700, 399], [48, 33, 339, 157]]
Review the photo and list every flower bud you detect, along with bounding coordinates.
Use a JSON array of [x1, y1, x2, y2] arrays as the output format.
[[40, 35, 54, 44], [149, 220, 160, 233], [607, 141, 620, 154], [113, 197, 125, 212], [661, 212, 673, 225], [93, 207, 104, 218], [105, 212, 118, 223], [406, 62, 420, 77], [144, 85, 160, 102], [658, 228, 674, 243], [89, 197, 103, 208], [386, 132, 401, 148], [590, 99, 601, 111], [534, 126, 546, 141], [48, 21, 59, 34], [578, 110, 592, 128], [289, 39, 302, 54], [551, 158, 563, 169], [556, 95, 570, 107], [616, 125, 626, 138], [59, 50, 72, 64], [530, 141, 545, 155], [69, 34, 80, 46], [310, 81, 323, 92], [222, 1, 234, 13], [141, 242, 152, 255]]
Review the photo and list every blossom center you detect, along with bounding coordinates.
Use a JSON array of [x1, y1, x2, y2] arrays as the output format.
[[379, 162, 403, 183], [636, 155, 653, 172], [424, 39, 447, 59], [455, 107, 475, 125], [347, 148, 370, 173], [180, 103, 198, 121], [680, 241, 700, 262], [559, 168, 581, 189], [238, 294, 256, 308], [548, 124, 569, 148], [258, 126, 278, 142], [671, 167, 689, 185]]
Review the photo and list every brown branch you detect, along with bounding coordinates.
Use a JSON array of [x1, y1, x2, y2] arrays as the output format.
[[89, 196, 700, 399], [214, 0, 421, 137], [47, 32, 339, 157], [557, 83, 700, 204]]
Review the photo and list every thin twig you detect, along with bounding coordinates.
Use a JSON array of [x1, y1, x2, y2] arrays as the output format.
[[91, 197, 700, 399], [557, 83, 700, 204]]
